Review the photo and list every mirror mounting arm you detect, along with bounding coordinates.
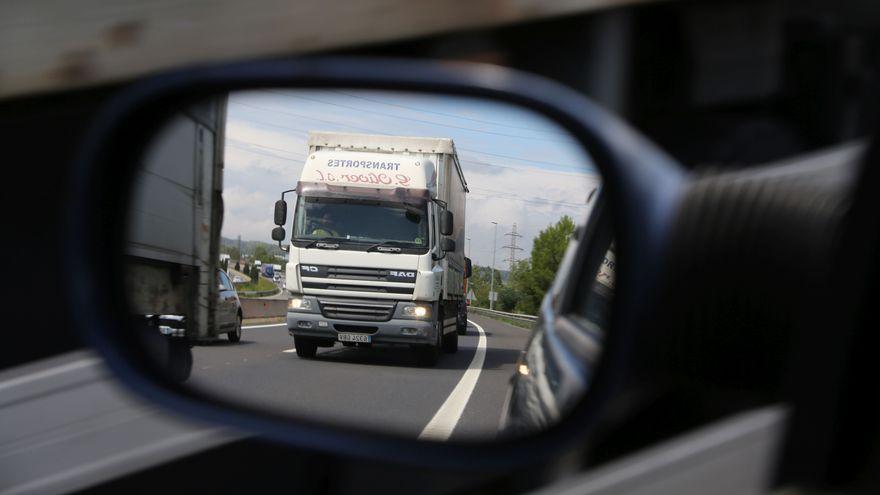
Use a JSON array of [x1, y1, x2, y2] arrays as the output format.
[[273, 188, 297, 252]]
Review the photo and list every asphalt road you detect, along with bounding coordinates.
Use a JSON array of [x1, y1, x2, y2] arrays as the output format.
[[187, 314, 529, 441]]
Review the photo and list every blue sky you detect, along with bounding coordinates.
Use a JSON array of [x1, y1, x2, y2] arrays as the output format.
[[222, 89, 600, 268]]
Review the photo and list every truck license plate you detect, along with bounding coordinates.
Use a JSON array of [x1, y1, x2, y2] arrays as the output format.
[[337, 333, 371, 343]]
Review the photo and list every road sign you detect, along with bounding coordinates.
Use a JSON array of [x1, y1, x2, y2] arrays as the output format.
[[488, 291, 498, 302], [466, 289, 476, 302]]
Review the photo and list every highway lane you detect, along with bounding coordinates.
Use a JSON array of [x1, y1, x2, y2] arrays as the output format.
[[187, 314, 530, 440]]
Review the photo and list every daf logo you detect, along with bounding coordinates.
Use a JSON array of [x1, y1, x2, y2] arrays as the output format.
[[300, 265, 319, 272], [389, 271, 416, 278]]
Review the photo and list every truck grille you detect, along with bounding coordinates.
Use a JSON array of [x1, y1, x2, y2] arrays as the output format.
[[303, 282, 413, 294], [327, 266, 388, 281], [300, 264, 417, 283], [318, 298, 395, 322]]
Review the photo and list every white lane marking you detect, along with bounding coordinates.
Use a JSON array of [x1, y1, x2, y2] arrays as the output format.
[[418, 319, 487, 441], [243, 323, 286, 329], [282, 348, 297, 353], [0, 358, 101, 392]]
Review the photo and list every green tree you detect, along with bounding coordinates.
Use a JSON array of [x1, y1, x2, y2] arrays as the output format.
[[467, 264, 503, 309], [251, 264, 260, 284], [242, 264, 250, 278], [515, 215, 576, 314], [234, 260, 241, 272], [252, 245, 270, 265], [228, 247, 241, 264]]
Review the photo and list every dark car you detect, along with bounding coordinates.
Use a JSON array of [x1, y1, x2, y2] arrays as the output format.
[[217, 269, 243, 342], [501, 234, 613, 435]]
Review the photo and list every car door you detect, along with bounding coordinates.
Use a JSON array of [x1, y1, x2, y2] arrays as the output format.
[[216, 270, 235, 331]]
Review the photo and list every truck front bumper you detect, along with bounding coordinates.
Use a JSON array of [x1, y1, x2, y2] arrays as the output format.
[[287, 312, 437, 345]]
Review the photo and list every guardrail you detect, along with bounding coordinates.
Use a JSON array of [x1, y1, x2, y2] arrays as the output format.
[[237, 288, 281, 298], [468, 306, 539, 323]]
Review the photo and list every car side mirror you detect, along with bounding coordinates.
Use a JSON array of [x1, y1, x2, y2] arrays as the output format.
[[440, 210, 453, 236], [440, 238, 455, 252], [274, 199, 288, 226], [272, 227, 286, 241]]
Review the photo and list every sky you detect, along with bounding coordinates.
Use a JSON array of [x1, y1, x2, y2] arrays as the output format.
[[221, 89, 600, 268]]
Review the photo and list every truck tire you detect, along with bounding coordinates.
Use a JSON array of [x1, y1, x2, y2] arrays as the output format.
[[167, 340, 192, 382], [294, 336, 318, 358], [442, 328, 458, 353], [227, 315, 242, 343], [456, 315, 467, 335], [456, 302, 468, 335]]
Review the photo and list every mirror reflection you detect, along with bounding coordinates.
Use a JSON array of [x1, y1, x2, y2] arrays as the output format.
[[125, 89, 607, 440]]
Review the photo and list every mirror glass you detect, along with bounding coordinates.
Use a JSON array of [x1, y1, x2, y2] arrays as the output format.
[[124, 88, 610, 441]]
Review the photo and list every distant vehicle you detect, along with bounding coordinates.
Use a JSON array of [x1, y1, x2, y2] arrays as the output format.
[[232, 275, 243, 283], [277, 131, 469, 366], [254, 260, 262, 267], [261, 263, 275, 278], [273, 274, 282, 283]]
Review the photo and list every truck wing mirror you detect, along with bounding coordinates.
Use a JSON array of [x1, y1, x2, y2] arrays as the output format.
[[274, 199, 288, 226], [465, 257, 473, 278], [440, 210, 454, 236], [440, 238, 455, 252], [272, 227, 286, 241]]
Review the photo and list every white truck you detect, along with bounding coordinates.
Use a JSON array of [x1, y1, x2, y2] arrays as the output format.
[[272, 131, 471, 366]]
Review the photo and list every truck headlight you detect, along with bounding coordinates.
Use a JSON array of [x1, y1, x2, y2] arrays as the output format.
[[401, 304, 431, 319], [288, 297, 313, 311]]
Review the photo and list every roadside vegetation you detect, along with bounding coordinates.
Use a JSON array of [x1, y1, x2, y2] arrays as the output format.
[[469, 216, 576, 316], [235, 276, 277, 294]]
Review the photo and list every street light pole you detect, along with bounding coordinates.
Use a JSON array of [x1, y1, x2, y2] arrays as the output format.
[[490, 221, 498, 310]]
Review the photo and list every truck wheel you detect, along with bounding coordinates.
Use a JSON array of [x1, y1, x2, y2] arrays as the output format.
[[456, 315, 468, 335], [227, 316, 242, 343], [167, 340, 192, 382], [442, 328, 458, 353], [294, 336, 318, 358]]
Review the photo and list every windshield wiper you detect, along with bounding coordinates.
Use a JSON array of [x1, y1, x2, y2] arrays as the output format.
[[365, 241, 412, 253], [300, 237, 348, 249]]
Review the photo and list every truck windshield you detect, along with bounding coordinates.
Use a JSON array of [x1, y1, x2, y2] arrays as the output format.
[[293, 196, 428, 248]]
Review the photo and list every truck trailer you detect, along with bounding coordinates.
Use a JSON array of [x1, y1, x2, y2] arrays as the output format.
[[124, 98, 233, 380], [273, 131, 470, 366]]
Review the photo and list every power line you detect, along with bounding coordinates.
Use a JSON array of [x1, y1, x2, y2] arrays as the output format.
[[468, 186, 590, 208], [459, 147, 588, 171], [331, 90, 570, 136], [230, 99, 386, 135], [227, 138, 307, 159], [263, 90, 574, 143], [468, 191, 590, 209], [228, 105, 595, 175], [226, 142, 303, 162], [231, 100, 592, 173], [461, 157, 595, 178]]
